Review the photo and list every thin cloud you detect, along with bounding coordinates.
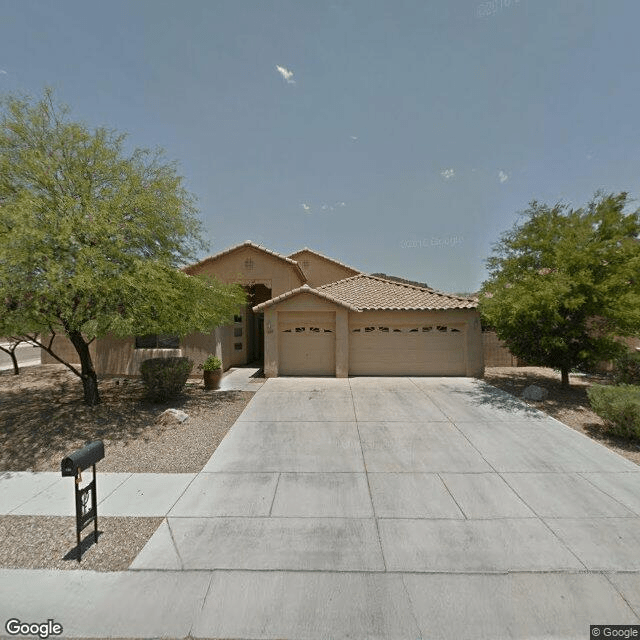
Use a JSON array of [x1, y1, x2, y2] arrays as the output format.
[[440, 168, 455, 180], [0, 69, 7, 75], [276, 65, 295, 84], [350, 135, 358, 141], [301, 203, 311, 213], [498, 170, 509, 183]]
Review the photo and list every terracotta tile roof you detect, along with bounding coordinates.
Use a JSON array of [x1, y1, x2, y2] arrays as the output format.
[[252, 284, 360, 312], [317, 274, 478, 311], [185, 240, 307, 282], [288, 247, 361, 275]]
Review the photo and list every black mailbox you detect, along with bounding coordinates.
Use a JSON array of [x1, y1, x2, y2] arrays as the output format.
[[61, 441, 104, 477], [61, 440, 105, 562]]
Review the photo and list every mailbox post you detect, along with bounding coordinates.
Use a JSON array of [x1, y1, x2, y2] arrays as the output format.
[[61, 441, 105, 562]]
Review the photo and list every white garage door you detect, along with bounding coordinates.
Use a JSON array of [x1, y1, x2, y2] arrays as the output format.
[[279, 322, 336, 376], [349, 323, 466, 376]]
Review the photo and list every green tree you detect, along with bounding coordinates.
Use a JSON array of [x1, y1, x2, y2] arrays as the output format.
[[0, 89, 245, 404], [480, 192, 640, 385]]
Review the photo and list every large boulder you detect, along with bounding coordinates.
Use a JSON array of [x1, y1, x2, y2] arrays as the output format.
[[521, 385, 548, 401], [155, 408, 189, 425]]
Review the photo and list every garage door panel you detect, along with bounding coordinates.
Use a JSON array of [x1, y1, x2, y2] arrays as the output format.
[[349, 325, 466, 376], [279, 326, 336, 376]]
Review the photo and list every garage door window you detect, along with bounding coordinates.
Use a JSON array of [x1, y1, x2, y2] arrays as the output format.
[[352, 325, 464, 334], [283, 325, 333, 334]]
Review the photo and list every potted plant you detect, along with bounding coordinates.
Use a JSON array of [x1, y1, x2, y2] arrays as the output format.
[[198, 356, 223, 390]]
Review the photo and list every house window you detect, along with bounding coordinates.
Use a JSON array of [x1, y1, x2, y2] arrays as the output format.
[[234, 328, 243, 337], [135, 334, 180, 349], [234, 314, 242, 323], [234, 342, 243, 350]]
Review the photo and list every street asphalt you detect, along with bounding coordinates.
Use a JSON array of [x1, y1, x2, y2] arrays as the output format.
[[1, 372, 639, 639]]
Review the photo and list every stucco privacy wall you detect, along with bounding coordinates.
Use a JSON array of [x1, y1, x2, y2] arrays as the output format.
[[42, 330, 224, 377], [482, 330, 521, 367], [288, 249, 360, 288], [41, 334, 97, 366], [93, 331, 224, 376]]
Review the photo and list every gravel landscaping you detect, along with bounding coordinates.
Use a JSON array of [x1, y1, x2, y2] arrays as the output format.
[[0, 365, 254, 473], [0, 516, 163, 571], [483, 366, 640, 466], [0, 364, 255, 571]]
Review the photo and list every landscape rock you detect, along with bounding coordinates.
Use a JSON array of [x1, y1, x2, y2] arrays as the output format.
[[521, 385, 549, 401], [155, 408, 189, 425]]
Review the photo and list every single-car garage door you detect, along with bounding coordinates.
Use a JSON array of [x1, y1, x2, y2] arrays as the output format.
[[349, 323, 466, 376], [279, 318, 336, 376]]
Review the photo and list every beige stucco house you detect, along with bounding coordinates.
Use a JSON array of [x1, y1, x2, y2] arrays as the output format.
[[43, 240, 484, 378]]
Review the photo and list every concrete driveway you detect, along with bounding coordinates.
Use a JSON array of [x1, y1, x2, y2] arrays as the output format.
[[125, 376, 640, 639]]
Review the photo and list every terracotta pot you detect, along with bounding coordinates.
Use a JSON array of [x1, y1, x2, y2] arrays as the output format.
[[203, 369, 222, 390]]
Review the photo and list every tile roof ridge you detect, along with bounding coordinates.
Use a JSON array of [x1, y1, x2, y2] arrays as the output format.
[[252, 283, 360, 312], [317, 273, 366, 289], [288, 247, 361, 274], [358, 273, 476, 301]]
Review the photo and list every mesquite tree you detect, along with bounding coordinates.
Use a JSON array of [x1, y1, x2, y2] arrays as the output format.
[[0, 89, 245, 404], [480, 192, 640, 385]]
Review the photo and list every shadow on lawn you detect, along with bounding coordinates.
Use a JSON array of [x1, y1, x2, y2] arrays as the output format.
[[0, 366, 241, 471]]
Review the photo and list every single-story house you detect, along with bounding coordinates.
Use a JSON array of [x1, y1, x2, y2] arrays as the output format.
[[42, 241, 484, 378]]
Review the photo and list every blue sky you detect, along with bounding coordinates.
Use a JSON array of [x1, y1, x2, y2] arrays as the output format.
[[2, 1, 639, 293]]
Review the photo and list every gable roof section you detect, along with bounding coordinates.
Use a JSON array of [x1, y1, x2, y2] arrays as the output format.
[[184, 240, 307, 282], [317, 274, 478, 311], [252, 284, 360, 312], [288, 247, 361, 276]]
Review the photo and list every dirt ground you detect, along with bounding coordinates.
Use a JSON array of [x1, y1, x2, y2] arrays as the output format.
[[483, 366, 640, 466], [0, 364, 254, 472]]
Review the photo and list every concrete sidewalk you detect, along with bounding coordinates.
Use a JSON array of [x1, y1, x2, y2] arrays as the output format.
[[2, 376, 640, 639]]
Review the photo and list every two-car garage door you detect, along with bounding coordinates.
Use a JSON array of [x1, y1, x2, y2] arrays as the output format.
[[349, 323, 466, 376]]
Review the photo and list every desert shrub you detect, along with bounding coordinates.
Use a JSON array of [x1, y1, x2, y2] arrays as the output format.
[[140, 357, 193, 402], [613, 351, 640, 385], [587, 383, 640, 440]]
